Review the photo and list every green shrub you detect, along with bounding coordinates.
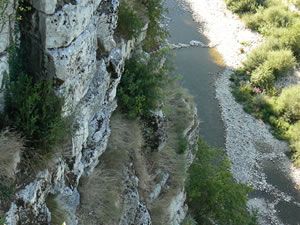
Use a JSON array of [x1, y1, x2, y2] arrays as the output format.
[[182, 215, 198, 225], [277, 85, 300, 122], [186, 140, 256, 225], [288, 121, 300, 142], [4, 47, 67, 154], [143, 0, 168, 51], [243, 45, 269, 72], [0, 181, 14, 203], [291, 141, 300, 167], [0, 216, 5, 225], [271, 23, 300, 58], [250, 64, 275, 89], [265, 49, 296, 76], [177, 135, 188, 154], [262, 6, 295, 27], [225, 0, 263, 13], [116, 2, 144, 39], [232, 83, 253, 106], [244, 5, 295, 32], [118, 53, 167, 118], [287, 121, 300, 165], [4, 75, 67, 152]]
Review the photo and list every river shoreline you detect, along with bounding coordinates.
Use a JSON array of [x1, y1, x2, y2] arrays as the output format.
[[181, 0, 300, 224]]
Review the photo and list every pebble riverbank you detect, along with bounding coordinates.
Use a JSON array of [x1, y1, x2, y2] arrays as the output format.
[[181, 0, 300, 224]]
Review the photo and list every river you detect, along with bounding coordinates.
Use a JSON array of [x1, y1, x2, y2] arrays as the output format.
[[166, 0, 225, 148], [166, 0, 300, 224]]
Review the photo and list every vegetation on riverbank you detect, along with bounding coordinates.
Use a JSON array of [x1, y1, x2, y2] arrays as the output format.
[[117, 1, 257, 224], [226, 0, 300, 166], [185, 140, 257, 225]]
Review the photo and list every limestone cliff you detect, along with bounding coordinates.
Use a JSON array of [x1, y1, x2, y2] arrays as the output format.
[[0, 1, 199, 224]]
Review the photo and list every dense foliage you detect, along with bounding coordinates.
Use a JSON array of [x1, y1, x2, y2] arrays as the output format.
[[186, 140, 257, 225], [116, 1, 144, 39], [117, 53, 167, 118], [142, 0, 169, 51], [225, 0, 264, 13], [2, 46, 67, 154], [227, 0, 300, 166]]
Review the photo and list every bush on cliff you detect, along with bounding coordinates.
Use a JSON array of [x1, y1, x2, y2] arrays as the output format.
[[3, 46, 68, 154], [143, 0, 168, 51], [186, 140, 257, 225], [116, 1, 144, 39], [117, 53, 167, 118]]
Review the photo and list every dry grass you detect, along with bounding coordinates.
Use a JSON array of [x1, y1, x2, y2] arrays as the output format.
[[0, 130, 23, 218], [77, 82, 197, 225], [77, 112, 146, 225], [0, 130, 24, 180], [46, 195, 68, 225], [149, 81, 197, 225]]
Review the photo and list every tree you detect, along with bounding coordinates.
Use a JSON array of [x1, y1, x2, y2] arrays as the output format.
[[186, 140, 256, 225]]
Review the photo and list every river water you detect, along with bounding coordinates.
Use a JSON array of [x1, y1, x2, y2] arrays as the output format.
[[166, 0, 300, 224], [166, 0, 225, 148]]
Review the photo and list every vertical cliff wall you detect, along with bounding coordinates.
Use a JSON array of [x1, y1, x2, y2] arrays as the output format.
[[0, 1, 199, 224], [0, 0, 15, 111], [2, 0, 149, 224]]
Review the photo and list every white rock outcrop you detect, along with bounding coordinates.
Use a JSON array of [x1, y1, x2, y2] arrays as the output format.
[[3, 0, 150, 224], [0, 0, 15, 112]]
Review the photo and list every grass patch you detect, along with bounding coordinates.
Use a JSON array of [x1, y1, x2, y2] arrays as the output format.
[[150, 81, 197, 225], [46, 195, 68, 225], [0, 130, 23, 213], [181, 215, 198, 225], [77, 112, 142, 225], [0, 130, 23, 180]]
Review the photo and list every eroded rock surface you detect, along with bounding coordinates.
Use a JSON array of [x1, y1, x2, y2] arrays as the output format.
[[3, 0, 149, 224]]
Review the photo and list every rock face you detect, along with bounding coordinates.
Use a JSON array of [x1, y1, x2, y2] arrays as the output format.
[[0, 0, 15, 112], [2, 0, 148, 224], [1, 0, 199, 224]]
